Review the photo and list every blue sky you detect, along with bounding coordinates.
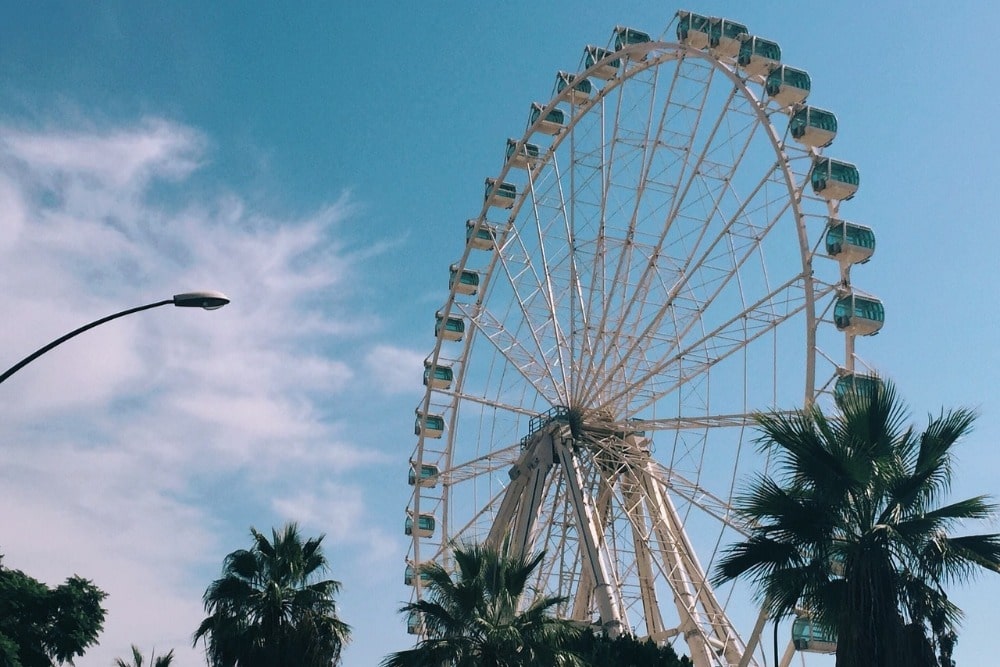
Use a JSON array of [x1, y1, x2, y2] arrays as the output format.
[[3, 3, 1000, 666]]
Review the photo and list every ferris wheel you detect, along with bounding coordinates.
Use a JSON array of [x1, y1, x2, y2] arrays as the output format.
[[405, 10, 881, 667]]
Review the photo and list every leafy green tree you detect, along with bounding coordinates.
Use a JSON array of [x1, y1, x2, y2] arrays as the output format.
[[0, 554, 107, 667], [381, 544, 584, 667], [571, 628, 692, 666], [114, 645, 174, 667], [712, 381, 1000, 667], [193, 523, 351, 667]]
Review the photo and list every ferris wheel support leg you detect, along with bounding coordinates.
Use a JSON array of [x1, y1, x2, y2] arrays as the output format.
[[620, 477, 668, 639], [555, 436, 626, 638], [656, 486, 746, 664], [571, 554, 597, 619], [638, 460, 752, 666], [485, 432, 556, 556], [573, 476, 616, 620], [508, 436, 556, 557], [737, 609, 768, 667], [633, 468, 718, 667]]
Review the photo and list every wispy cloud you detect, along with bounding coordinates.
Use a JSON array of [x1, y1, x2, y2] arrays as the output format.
[[272, 481, 397, 563], [0, 116, 404, 665], [365, 344, 427, 395]]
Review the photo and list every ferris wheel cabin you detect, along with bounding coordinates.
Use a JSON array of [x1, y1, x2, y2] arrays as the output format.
[[676, 10, 712, 49], [449, 264, 480, 296], [766, 65, 811, 107], [415, 411, 445, 438], [485, 178, 516, 209], [529, 102, 565, 135], [404, 513, 436, 538], [829, 552, 846, 578], [738, 36, 781, 78], [466, 219, 497, 251], [408, 462, 440, 488], [406, 610, 424, 634], [614, 26, 653, 58], [435, 312, 465, 341], [826, 219, 875, 265], [792, 617, 837, 654], [556, 71, 593, 105], [403, 563, 431, 586], [834, 373, 883, 402], [834, 293, 885, 336], [423, 359, 454, 389], [709, 18, 748, 59], [583, 45, 620, 80], [811, 158, 860, 201], [505, 138, 540, 170], [790, 106, 838, 148]]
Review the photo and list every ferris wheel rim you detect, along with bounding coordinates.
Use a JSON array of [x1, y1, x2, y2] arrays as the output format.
[[407, 21, 863, 667], [417, 34, 814, 612]]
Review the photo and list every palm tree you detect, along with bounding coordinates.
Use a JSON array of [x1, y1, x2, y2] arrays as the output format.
[[193, 523, 351, 667], [381, 544, 585, 667], [712, 380, 1000, 667], [114, 645, 174, 667]]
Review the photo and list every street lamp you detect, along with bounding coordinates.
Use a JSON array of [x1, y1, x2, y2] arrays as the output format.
[[0, 291, 230, 386]]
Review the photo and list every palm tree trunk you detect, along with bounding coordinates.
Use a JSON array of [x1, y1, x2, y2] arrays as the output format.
[[837, 550, 905, 667]]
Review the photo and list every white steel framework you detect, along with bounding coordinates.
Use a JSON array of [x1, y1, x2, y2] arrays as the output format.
[[406, 14, 875, 667]]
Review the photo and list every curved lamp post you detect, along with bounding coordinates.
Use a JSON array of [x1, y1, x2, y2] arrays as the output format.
[[0, 291, 230, 386]]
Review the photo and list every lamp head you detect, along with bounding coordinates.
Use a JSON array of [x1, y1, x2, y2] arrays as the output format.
[[173, 291, 230, 310]]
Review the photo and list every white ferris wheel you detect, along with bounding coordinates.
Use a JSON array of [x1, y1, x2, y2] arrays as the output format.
[[405, 10, 881, 667]]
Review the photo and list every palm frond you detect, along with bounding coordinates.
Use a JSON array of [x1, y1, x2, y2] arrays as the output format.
[[942, 534, 1000, 576], [194, 522, 350, 666], [385, 544, 582, 666], [721, 381, 998, 662], [713, 535, 801, 586]]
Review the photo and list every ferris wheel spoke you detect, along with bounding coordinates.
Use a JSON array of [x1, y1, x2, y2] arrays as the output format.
[[581, 63, 667, 370], [611, 94, 779, 404], [589, 73, 750, 387], [577, 60, 725, 403], [597, 272, 811, 416], [445, 440, 520, 480], [466, 306, 562, 403], [630, 164, 791, 380], [499, 171, 584, 398], [655, 465, 751, 538], [445, 388, 540, 421], [579, 155, 787, 412], [522, 173, 574, 395], [642, 412, 757, 430], [425, 484, 510, 562], [576, 76, 764, 407]]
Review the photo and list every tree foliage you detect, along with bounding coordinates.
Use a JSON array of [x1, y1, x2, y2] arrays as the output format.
[[114, 645, 174, 667], [0, 554, 107, 667], [193, 523, 351, 667], [712, 381, 1000, 667], [381, 544, 584, 667], [570, 629, 692, 667]]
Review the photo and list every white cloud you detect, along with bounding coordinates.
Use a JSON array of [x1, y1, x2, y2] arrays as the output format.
[[271, 481, 397, 564], [364, 344, 426, 395], [2, 117, 204, 191], [0, 116, 405, 666]]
